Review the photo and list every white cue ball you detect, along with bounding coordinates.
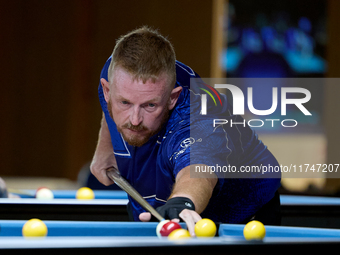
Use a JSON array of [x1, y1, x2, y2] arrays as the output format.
[[156, 220, 170, 238], [36, 188, 54, 199]]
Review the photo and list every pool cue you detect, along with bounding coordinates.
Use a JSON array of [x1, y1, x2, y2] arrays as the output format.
[[106, 168, 164, 221], [7, 188, 35, 197]]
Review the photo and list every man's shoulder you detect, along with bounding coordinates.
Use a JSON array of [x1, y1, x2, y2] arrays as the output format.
[[163, 110, 190, 141], [159, 109, 220, 153]]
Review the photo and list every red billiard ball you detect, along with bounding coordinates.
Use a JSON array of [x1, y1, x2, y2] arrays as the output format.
[[35, 186, 48, 195], [160, 221, 182, 237]]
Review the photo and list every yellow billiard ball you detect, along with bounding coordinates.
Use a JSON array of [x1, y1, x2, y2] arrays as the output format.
[[76, 187, 95, 199], [22, 218, 48, 237], [243, 220, 266, 240], [168, 229, 191, 240], [194, 218, 217, 238]]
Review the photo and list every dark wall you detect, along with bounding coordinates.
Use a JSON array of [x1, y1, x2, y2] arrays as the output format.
[[0, 0, 213, 180], [2, 0, 340, 189]]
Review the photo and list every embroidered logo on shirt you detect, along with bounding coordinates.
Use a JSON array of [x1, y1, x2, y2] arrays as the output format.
[[170, 137, 202, 160]]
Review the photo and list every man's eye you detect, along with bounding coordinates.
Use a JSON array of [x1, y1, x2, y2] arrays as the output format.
[[121, 101, 129, 105], [148, 103, 155, 108]]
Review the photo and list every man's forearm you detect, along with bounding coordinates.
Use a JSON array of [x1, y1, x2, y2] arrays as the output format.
[[169, 165, 217, 214], [90, 113, 117, 186], [95, 114, 114, 154]]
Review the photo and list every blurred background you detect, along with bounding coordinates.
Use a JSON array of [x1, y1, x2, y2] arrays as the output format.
[[0, 0, 339, 195]]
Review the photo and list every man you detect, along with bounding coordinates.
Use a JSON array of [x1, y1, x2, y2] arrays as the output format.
[[90, 26, 281, 236], [0, 178, 20, 198]]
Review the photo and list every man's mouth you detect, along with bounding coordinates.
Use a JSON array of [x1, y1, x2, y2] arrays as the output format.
[[122, 122, 147, 132], [127, 128, 142, 133]]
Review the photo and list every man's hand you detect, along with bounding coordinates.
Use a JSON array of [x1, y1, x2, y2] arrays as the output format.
[[90, 151, 116, 186], [139, 209, 202, 237], [155, 197, 195, 220], [139, 165, 217, 236]]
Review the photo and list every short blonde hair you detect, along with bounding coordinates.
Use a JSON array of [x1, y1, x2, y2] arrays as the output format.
[[108, 26, 176, 88]]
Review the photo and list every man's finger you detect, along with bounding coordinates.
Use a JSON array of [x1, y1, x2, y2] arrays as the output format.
[[91, 168, 115, 186], [171, 218, 180, 223], [179, 209, 202, 236], [139, 212, 152, 222], [101, 171, 115, 186]]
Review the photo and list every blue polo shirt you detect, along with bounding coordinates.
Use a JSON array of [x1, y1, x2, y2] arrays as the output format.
[[98, 57, 281, 223]]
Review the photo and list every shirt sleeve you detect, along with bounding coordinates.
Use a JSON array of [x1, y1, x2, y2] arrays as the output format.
[[165, 119, 236, 195]]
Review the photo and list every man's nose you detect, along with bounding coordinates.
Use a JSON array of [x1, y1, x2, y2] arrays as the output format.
[[130, 106, 143, 126]]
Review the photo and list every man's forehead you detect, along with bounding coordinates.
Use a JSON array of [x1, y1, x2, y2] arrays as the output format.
[[111, 66, 171, 87], [110, 69, 170, 101], [111, 69, 171, 96]]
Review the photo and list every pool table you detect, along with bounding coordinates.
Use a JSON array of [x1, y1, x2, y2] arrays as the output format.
[[2, 190, 340, 228], [280, 194, 340, 228], [0, 190, 130, 221], [0, 220, 340, 254]]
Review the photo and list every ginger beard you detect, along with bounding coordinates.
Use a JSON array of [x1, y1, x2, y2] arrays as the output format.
[[107, 100, 170, 147]]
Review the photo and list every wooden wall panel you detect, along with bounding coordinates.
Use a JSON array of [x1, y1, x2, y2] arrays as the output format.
[[0, 1, 74, 178], [0, 0, 218, 180]]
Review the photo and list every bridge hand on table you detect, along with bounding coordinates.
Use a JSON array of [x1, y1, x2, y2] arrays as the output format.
[[139, 196, 202, 237]]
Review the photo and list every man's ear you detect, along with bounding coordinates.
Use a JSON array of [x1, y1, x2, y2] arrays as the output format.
[[101, 78, 111, 103], [168, 86, 182, 110]]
